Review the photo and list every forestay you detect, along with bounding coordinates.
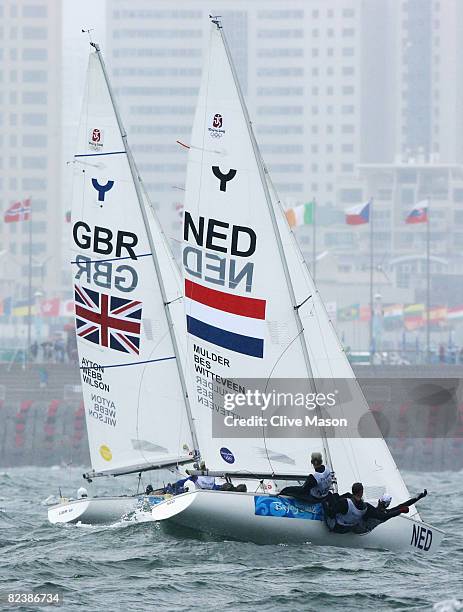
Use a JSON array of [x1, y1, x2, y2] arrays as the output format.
[[71, 51, 194, 477]]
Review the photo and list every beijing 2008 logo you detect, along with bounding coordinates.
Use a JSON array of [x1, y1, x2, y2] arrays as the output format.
[[208, 113, 225, 138], [88, 127, 104, 150]]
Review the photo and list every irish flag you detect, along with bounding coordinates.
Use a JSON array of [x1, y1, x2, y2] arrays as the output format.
[[285, 201, 314, 228], [185, 279, 266, 358], [406, 200, 428, 224], [345, 201, 370, 225]]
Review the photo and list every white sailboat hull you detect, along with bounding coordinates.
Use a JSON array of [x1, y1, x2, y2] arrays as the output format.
[[151, 490, 444, 553], [48, 495, 163, 525]]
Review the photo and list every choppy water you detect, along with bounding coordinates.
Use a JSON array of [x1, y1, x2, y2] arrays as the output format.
[[0, 468, 461, 611]]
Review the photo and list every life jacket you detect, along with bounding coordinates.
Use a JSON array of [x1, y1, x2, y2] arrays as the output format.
[[336, 498, 368, 526], [196, 475, 216, 490], [309, 466, 333, 499]]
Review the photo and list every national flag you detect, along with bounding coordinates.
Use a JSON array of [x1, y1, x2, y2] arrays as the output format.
[[285, 201, 315, 228], [4, 198, 31, 223], [404, 303, 425, 330], [184, 279, 266, 358], [383, 304, 404, 320], [337, 304, 359, 322], [345, 200, 370, 225], [360, 305, 371, 322], [60, 299, 74, 317], [406, 200, 428, 224], [74, 285, 142, 355], [429, 306, 447, 323], [12, 300, 36, 317], [40, 298, 60, 317], [448, 306, 463, 320]]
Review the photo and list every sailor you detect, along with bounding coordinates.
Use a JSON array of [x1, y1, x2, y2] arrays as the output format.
[[327, 482, 410, 533], [195, 474, 218, 489], [279, 452, 334, 502], [145, 484, 154, 495], [77, 487, 88, 499], [194, 461, 216, 490], [352, 489, 428, 534]]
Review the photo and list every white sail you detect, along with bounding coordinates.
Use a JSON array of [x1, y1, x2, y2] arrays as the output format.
[[182, 25, 326, 475], [71, 51, 194, 477], [266, 176, 416, 511], [182, 23, 414, 512]]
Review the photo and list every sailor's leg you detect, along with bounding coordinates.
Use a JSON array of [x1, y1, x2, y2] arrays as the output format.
[[278, 485, 304, 496]]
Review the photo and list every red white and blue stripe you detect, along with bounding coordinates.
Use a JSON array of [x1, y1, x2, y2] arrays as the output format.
[[185, 279, 266, 358], [345, 200, 370, 225], [406, 200, 428, 224]]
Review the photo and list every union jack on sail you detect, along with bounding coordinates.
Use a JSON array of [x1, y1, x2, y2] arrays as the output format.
[[74, 285, 142, 355]]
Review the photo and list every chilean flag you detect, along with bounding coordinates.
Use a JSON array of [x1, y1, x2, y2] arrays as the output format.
[[345, 201, 370, 225], [406, 200, 428, 224], [185, 279, 266, 358]]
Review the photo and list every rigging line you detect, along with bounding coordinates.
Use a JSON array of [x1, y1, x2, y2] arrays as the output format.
[[260, 328, 305, 475], [266, 173, 340, 489], [79, 356, 176, 370], [165, 295, 183, 306], [70, 253, 151, 264], [134, 341, 165, 471]]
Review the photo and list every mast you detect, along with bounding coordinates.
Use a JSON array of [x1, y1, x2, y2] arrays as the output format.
[[90, 42, 200, 459], [369, 197, 374, 363], [27, 199, 33, 367], [313, 197, 317, 284], [214, 20, 335, 481], [426, 196, 430, 363]]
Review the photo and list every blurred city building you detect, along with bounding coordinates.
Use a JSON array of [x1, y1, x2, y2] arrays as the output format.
[[105, 0, 463, 351], [2, 0, 463, 355], [0, 1, 62, 298]]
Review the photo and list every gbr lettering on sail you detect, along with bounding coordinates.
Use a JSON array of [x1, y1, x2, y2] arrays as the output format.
[[182, 212, 256, 292]]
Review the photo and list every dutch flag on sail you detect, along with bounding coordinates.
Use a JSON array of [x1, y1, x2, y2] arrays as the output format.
[[185, 279, 266, 358]]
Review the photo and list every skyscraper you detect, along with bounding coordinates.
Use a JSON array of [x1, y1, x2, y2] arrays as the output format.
[[0, 0, 62, 300]]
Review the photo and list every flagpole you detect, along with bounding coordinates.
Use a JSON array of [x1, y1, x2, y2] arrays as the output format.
[[27, 197, 32, 367], [369, 198, 374, 363], [312, 197, 316, 283], [426, 196, 430, 364]]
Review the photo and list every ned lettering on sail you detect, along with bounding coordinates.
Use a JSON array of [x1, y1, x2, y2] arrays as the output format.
[[183, 211, 256, 292]]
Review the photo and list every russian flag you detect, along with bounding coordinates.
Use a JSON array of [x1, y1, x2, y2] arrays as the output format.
[[184, 279, 266, 358], [406, 200, 428, 224], [345, 201, 370, 225]]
